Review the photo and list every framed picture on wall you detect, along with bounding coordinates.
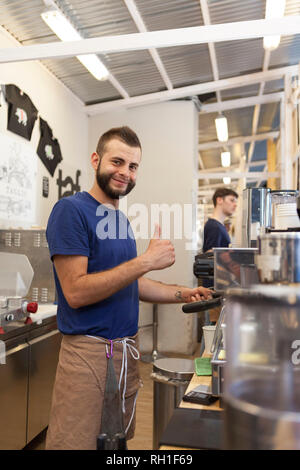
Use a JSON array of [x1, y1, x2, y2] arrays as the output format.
[[0, 132, 37, 226]]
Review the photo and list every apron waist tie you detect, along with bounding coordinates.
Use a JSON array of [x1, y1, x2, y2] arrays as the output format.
[[86, 335, 140, 435]]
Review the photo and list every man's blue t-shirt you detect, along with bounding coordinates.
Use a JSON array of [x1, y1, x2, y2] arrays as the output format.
[[202, 218, 231, 253], [46, 191, 139, 339]]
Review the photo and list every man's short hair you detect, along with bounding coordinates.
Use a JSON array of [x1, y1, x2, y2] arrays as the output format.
[[96, 126, 142, 157], [212, 188, 238, 207]]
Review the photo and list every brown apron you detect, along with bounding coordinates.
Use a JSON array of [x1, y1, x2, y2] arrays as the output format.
[[46, 333, 141, 450]]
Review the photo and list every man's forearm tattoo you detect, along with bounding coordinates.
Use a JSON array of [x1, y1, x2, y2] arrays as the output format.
[[175, 290, 183, 301]]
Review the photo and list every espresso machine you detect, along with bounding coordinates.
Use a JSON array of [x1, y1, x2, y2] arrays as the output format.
[[181, 186, 300, 448], [184, 247, 259, 397], [210, 247, 259, 398], [242, 188, 300, 247], [242, 188, 271, 247], [210, 190, 300, 401], [224, 189, 300, 449], [185, 187, 300, 399]]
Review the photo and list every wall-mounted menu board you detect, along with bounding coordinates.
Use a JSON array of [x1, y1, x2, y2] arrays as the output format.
[[0, 132, 37, 226]]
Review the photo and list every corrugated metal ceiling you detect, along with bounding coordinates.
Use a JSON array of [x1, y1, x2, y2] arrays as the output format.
[[0, 0, 299, 183], [134, 0, 203, 30]]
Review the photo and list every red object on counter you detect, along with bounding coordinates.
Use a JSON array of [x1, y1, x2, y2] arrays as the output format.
[[26, 302, 38, 313], [25, 317, 33, 325], [0, 327, 4, 334]]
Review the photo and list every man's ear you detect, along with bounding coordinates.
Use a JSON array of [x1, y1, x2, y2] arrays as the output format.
[[91, 152, 100, 171]]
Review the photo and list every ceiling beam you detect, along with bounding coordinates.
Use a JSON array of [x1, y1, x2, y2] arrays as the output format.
[[249, 160, 267, 167], [198, 171, 279, 179], [198, 182, 238, 191], [0, 17, 299, 64], [198, 160, 267, 173], [84, 66, 297, 115], [0, 24, 85, 107], [42, 1, 130, 99], [107, 74, 129, 98], [199, 164, 239, 173], [123, 0, 173, 90], [198, 151, 210, 185], [201, 91, 283, 114], [198, 131, 279, 150], [255, 164, 268, 187], [246, 50, 271, 167], [200, 0, 221, 103]]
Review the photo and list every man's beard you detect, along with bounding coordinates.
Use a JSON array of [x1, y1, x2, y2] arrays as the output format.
[[96, 162, 136, 199]]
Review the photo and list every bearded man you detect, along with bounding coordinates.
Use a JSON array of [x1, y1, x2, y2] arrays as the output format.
[[45, 126, 211, 450]]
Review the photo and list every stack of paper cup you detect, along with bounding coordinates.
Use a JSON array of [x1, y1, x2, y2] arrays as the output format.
[[274, 203, 300, 230]]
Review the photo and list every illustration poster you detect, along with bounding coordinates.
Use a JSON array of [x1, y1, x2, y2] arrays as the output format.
[[0, 132, 37, 225]]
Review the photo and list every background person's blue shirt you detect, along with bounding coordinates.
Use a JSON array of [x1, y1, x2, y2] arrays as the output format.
[[202, 218, 231, 253], [202, 218, 231, 288], [46, 191, 139, 339]]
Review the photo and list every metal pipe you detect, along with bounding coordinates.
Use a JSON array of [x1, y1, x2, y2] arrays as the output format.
[[141, 303, 165, 363]]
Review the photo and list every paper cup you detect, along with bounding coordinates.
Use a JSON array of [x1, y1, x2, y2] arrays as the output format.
[[202, 325, 216, 354]]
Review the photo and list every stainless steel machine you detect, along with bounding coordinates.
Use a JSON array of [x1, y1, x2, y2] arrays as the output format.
[[0, 243, 61, 450], [242, 188, 271, 247], [224, 285, 300, 450], [220, 223, 300, 449], [186, 247, 259, 397], [210, 229, 300, 400], [0, 229, 56, 304], [242, 188, 300, 247], [180, 188, 300, 449], [0, 252, 38, 335], [187, 225, 300, 401], [211, 247, 259, 397]]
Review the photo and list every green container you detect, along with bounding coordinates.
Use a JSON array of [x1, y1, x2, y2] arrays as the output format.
[[194, 357, 212, 376]]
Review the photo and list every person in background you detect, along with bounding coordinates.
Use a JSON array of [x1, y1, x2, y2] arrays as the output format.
[[45, 126, 212, 450], [203, 188, 238, 254]]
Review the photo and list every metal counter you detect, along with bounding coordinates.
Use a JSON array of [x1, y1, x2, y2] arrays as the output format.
[[0, 316, 61, 449]]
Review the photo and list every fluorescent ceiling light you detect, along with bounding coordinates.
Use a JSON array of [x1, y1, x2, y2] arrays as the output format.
[[263, 0, 286, 51], [77, 55, 109, 81], [215, 115, 228, 142], [41, 9, 81, 41], [223, 177, 231, 185], [41, 9, 109, 80], [221, 151, 231, 167]]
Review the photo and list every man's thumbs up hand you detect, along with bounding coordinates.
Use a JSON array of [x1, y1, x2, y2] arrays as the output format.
[[142, 225, 175, 271], [152, 223, 161, 240]]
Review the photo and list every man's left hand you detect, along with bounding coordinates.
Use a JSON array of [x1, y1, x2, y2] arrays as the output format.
[[178, 286, 213, 303]]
